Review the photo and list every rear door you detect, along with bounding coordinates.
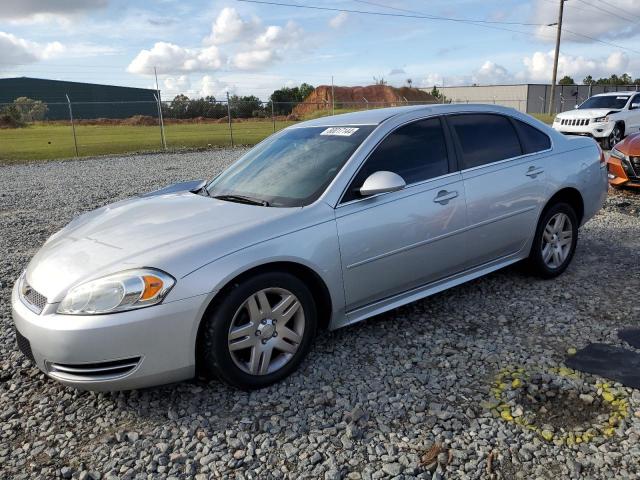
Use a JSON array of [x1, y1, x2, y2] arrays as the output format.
[[335, 116, 468, 311], [446, 113, 551, 267]]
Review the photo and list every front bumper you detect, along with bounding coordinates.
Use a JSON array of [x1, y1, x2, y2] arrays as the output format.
[[12, 282, 211, 391], [608, 156, 640, 188], [553, 121, 614, 139]]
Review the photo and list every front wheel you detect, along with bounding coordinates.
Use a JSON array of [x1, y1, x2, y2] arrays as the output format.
[[526, 202, 578, 278], [199, 272, 317, 390], [603, 124, 623, 150]]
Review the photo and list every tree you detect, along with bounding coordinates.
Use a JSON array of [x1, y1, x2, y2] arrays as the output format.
[[406, 78, 413, 88], [0, 104, 25, 128], [269, 84, 315, 115], [558, 75, 575, 85], [373, 76, 387, 86], [12, 97, 48, 122], [430, 86, 442, 99], [167, 94, 191, 119], [230, 95, 263, 118], [582, 75, 595, 85]]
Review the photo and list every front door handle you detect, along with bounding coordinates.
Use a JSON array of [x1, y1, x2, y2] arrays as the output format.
[[433, 190, 458, 205], [526, 166, 544, 178]]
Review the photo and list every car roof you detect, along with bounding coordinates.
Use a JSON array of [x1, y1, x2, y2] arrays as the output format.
[[593, 91, 638, 97], [295, 103, 527, 127]]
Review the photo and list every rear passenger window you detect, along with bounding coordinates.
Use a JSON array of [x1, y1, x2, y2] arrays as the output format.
[[342, 117, 449, 202], [513, 119, 551, 154], [448, 114, 522, 169]]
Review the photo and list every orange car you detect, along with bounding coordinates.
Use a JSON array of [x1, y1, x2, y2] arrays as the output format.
[[608, 132, 640, 188]]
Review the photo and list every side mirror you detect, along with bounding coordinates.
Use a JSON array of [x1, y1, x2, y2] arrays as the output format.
[[631, 103, 640, 110], [359, 171, 406, 196]]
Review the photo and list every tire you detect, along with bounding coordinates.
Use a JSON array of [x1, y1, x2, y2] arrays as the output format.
[[199, 271, 317, 390], [527, 202, 578, 279], [604, 123, 623, 150]]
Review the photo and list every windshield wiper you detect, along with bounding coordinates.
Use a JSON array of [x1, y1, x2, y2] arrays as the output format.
[[212, 194, 270, 207]]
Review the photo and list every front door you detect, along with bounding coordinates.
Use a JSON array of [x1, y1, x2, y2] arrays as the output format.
[[335, 116, 468, 311], [627, 94, 640, 134]]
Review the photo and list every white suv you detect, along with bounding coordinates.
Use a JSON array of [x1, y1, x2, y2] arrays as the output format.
[[553, 91, 640, 149]]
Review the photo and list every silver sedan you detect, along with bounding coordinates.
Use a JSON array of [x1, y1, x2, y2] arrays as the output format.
[[12, 104, 608, 390]]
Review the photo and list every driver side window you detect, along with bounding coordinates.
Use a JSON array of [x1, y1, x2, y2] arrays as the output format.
[[631, 94, 640, 109], [341, 117, 449, 203]]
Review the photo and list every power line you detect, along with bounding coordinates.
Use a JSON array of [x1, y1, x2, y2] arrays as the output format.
[[236, 0, 548, 26], [573, 0, 636, 23], [236, 0, 640, 55], [598, 0, 640, 22], [352, 0, 547, 26]]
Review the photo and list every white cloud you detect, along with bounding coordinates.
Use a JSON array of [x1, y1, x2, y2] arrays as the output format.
[[233, 21, 303, 70], [0, 0, 108, 20], [163, 75, 191, 92], [127, 42, 224, 75], [476, 61, 510, 83], [199, 75, 230, 98], [329, 12, 348, 29], [233, 50, 275, 70], [129, 9, 308, 75], [531, 0, 640, 42], [521, 50, 630, 82], [0, 32, 65, 68], [204, 7, 258, 45]]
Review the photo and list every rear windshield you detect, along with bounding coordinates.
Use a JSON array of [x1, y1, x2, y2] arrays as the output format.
[[206, 125, 375, 207], [578, 95, 630, 110]]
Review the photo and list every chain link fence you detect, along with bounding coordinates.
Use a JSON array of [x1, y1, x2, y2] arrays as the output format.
[[0, 96, 543, 162]]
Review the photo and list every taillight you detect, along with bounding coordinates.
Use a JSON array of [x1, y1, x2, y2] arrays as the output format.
[[597, 145, 606, 167]]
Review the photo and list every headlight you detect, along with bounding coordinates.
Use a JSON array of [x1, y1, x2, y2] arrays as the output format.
[[553, 116, 560, 123], [594, 116, 609, 123], [57, 268, 175, 315]]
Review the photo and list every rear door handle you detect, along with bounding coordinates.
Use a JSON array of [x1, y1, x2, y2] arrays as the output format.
[[526, 166, 544, 178], [433, 190, 458, 205]]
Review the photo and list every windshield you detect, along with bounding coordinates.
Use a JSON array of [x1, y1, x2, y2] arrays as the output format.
[[578, 95, 630, 110], [206, 125, 375, 207]]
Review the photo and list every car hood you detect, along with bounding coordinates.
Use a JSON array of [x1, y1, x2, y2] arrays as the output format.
[[557, 108, 619, 119], [26, 192, 297, 302]]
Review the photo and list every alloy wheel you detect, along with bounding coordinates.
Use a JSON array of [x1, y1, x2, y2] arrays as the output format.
[[609, 127, 622, 147], [541, 212, 573, 269], [227, 287, 305, 376]]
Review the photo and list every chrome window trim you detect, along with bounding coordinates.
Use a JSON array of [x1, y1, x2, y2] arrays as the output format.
[[443, 111, 555, 174], [335, 113, 451, 206]]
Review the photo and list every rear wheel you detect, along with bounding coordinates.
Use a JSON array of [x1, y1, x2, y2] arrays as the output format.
[[527, 202, 578, 278], [199, 272, 316, 390]]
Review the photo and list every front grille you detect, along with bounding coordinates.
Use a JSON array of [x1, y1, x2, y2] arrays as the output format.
[[20, 280, 47, 314], [47, 357, 141, 381], [561, 118, 589, 126], [622, 157, 640, 181], [15, 328, 35, 363]]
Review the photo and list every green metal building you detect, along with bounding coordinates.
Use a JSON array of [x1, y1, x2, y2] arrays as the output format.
[[0, 77, 158, 120]]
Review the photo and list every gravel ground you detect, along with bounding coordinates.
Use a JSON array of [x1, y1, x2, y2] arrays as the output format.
[[1, 149, 640, 480]]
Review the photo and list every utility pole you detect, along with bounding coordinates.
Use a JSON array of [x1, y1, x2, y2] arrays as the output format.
[[548, 0, 566, 115]]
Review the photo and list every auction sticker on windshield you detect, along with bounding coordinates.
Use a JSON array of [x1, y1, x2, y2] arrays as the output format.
[[320, 127, 359, 136]]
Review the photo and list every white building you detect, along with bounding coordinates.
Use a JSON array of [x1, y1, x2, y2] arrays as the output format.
[[421, 83, 640, 114]]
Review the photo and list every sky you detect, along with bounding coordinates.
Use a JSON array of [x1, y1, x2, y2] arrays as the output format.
[[1, 0, 640, 101]]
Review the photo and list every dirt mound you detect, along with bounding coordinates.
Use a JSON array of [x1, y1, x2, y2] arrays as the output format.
[[292, 85, 438, 117], [121, 115, 157, 126]]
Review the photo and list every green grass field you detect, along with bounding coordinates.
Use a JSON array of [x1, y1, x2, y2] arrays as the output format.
[[0, 121, 294, 164], [0, 110, 555, 165]]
